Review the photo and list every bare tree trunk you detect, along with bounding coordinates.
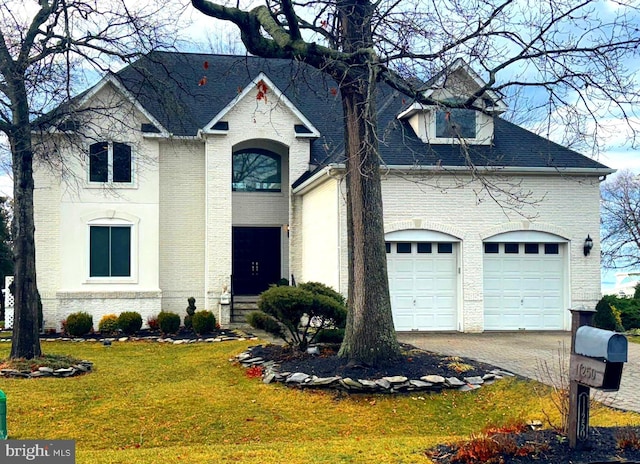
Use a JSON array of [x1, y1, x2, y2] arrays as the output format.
[[9, 80, 41, 359], [337, 79, 401, 365], [335, 0, 400, 366]]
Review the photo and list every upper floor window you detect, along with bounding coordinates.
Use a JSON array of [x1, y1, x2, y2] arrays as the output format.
[[232, 149, 281, 192], [89, 142, 132, 183], [436, 108, 476, 139]]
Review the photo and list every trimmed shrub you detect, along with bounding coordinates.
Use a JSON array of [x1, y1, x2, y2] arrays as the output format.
[[158, 311, 180, 335], [117, 311, 143, 335], [246, 311, 283, 338], [315, 328, 345, 344], [184, 297, 197, 330], [66, 311, 93, 337], [593, 295, 624, 332], [257, 282, 347, 350], [192, 310, 216, 335], [98, 314, 119, 335]]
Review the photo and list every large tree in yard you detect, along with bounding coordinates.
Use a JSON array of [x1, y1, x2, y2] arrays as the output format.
[[601, 170, 640, 270], [0, 0, 179, 359], [191, 0, 640, 366]]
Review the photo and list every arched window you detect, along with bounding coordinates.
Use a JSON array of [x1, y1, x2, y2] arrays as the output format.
[[232, 149, 281, 192]]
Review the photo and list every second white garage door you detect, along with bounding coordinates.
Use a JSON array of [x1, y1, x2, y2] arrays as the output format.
[[386, 241, 458, 331], [483, 241, 566, 330]]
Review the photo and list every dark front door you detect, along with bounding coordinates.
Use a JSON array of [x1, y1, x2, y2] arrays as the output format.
[[232, 227, 282, 295]]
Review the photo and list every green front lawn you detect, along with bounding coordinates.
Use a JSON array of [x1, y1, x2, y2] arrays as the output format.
[[0, 341, 637, 463]]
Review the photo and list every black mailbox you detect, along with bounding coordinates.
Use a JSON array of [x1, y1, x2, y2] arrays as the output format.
[[571, 326, 627, 391]]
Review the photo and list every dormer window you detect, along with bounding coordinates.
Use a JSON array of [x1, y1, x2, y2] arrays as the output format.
[[436, 109, 477, 139]]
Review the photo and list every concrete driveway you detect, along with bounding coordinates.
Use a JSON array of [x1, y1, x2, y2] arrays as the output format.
[[398, 332, 640, 413]]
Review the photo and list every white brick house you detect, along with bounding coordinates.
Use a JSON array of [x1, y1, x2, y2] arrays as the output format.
[[33, 52, 612, 332]]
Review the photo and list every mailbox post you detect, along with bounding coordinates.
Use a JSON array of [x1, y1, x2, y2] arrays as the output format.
[[568, 307, 628, 449]]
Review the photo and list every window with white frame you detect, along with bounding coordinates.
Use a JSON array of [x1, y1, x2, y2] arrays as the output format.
[[89, 225, 131, 277], [89, 142, 132, 183], [435, 108, 477, 139]]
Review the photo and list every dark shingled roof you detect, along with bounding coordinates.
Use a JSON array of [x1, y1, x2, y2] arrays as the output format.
[[113, 51, 610, 174]]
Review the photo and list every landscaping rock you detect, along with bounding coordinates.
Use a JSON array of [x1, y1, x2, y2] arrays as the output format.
[[463, 376, 484, 385], [286, 372, 310, 384], [421, 374, 446, 384], [445, 377, 465, 387]]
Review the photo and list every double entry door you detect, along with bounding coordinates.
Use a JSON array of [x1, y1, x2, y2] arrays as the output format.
[[232, 226, 281, 295]]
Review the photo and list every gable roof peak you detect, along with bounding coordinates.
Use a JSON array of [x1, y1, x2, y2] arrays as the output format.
[[202, 71, 320, 137], [426, 58, 507, 114]]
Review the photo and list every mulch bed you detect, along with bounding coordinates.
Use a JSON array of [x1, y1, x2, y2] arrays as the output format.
[[248, 342, 504, 380], [428, 427, 640, 464]]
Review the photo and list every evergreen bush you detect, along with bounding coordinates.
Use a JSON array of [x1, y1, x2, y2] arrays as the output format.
[[257, 282, 347, 350], [98, 314, 119, 335], [593, 295, 625, 332], [184, 297, 197, 330], [246, 311, 283, 337], [192, 310, 216, 335], [117, 311, 143, 335], [158, 311, 180, 335], [66, 311, 93, 336], [315, 328, 345, 344]]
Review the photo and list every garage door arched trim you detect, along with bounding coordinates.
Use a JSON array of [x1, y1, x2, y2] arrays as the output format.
[[485, 230, 568, 243], [385, 229, 461, 243]]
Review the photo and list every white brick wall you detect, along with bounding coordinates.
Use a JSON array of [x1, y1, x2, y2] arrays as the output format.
[[318, 170, 603, 332], [34, 156, 62, 329], [158, 140, 206, 313], [56, 291, 162, 331]]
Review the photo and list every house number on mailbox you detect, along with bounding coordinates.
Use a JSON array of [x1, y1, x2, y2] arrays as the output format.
[[577, 390, 589, 441], [578, 363, 597, 381]]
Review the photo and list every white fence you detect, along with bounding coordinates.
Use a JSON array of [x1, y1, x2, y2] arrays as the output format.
[[3, 275, 12, 329]]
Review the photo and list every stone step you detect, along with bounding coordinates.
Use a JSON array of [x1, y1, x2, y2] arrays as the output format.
[[231, 302, 259, 323]]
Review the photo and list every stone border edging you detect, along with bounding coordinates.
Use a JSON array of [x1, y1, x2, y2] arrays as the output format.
[[0, 331, 258, 379], [234, 345, 516, 394]]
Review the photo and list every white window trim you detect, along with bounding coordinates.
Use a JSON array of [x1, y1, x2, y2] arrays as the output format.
[[85, 216, 139, 284], [86, 141, 137, 189]]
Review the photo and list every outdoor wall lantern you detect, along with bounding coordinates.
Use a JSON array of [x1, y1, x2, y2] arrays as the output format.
[[584, 235, 593, 256]]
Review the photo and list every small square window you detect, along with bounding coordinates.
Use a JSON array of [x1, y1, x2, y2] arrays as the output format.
[[396, 243, 411, 254], [545, 243, 559, 255], [385, 242, 391, 254], [437, 243, 453, 254], [525, 243, 539, 254], [417, 243, 432, 253], [484, 243, 499, 254], [505, 243, 519, 254]]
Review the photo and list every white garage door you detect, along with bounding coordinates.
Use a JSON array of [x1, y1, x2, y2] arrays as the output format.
[[483, 242, 565, 330], [386, 241, 457, 331]]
